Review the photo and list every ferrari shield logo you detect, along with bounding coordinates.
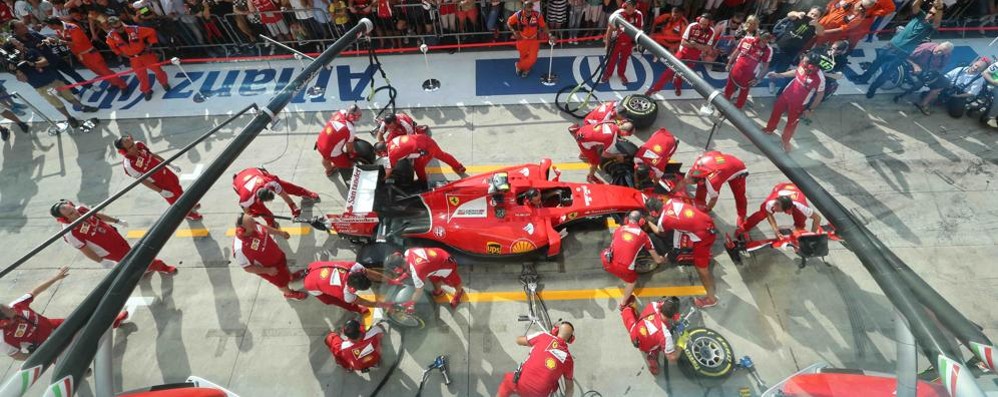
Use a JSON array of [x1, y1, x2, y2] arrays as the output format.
[[320, 268, 330, 279], [486, 242, 502, 255], [567, 212, 578, 220], [448, 196, 460, 206], [352, 349, 362, 358], [545, 358, 556, 369], [550, 340, 559, 349]]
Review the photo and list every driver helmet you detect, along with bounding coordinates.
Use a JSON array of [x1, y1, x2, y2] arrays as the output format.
[[488, 172, 510, 195]]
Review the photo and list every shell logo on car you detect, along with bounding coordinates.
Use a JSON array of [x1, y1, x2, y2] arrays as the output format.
[[511, 239, 536, 253]]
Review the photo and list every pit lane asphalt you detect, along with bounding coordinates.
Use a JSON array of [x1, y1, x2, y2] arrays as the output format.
[[1, 92, 997, 396]]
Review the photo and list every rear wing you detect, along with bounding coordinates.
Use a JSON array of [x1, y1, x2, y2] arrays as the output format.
[[346, 165, 386, 213]]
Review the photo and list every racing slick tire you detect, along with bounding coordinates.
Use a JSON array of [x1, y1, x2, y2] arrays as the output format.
[[353, 139, 377, 165], [599, 140, 638, 187], [678, 327, 735, 384], [390, 159, 418, 191], [633, 251, 661, 274], [620, 94, 658, 129]]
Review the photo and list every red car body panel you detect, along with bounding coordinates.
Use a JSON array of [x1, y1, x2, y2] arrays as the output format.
[[780, 373, 947, 397]]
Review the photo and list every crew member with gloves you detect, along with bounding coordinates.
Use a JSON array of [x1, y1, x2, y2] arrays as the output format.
[[682, 151, 748, 226], [232, 213, 307, 301], [383, 247, 466, 311], [724, 31, 773, 109], [375, 112, 426, 143], [104, 16, 170, 101], [303, 261, 388, 315], [737, 182, 822, 240], [633, 127, 678, 185], [1, 267, 129, 361], [583, 101, 627, 125], [46, 17, 128, 90], [316, 105, 361, 178], [602, 211, 666, 309], [602, 1, 643, 84], [497, 322, 576, 397], [646, 197, 718, 308], [325, 319, 387, 372], [376, 134, 467, 187], [571, 121, 635, 184], [51, 200, 177, 274], [619, 296, 681, 375], [764, 52, 826, 152], [647, 13, 715, 97], [114, 135, 202, 221], [508, 0, 553, 78], [232, 167, 320, 228]]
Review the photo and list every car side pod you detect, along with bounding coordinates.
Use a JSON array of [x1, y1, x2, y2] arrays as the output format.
[[724, 233, 743, 266]]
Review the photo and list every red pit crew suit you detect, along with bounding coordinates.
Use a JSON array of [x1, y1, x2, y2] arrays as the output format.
[[633, 128, 678, 179], [621, 300, 675, 365], [1, 294, 63, 358], [583, 101, 620, 125], [724, 36, 773, 109], [498, 332, 575, 397], [385, 134, 465, 182], [739, 182, 814, 233], [121, 141, 184, 205], [574, 122, 622, 165], [688, 151, 748, 222], [601, 224, 655, 284], [325, 323, 384, 372], [604, 8, 644, 81], [232, 168, 315, 227], [649, 22, 715, 95], [303, 261, 369, 314], [765, 63, 825, 146], [105, 25, 169, 95], [56, 21, 127, 89], [381, 113, 423, 143], [315, 109, 357, 169], [404, 248, 462, 289], [656, 198, 716, 269], [61, 205, 173, 272], [232, 223, 292, 288]]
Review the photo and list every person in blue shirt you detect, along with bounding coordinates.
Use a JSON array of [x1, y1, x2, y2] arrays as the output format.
[[854, 0, 943, 98], [8, 40, 96, 128]]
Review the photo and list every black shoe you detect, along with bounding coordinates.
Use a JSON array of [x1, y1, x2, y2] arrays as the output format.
[[143, 91, 153, 101], [67, 117, 80, 128], [82, 105, 98, 113], [16, 121, 28, 133], [0, 126, 8, 141], [865, 89, 876, 99], [162, 84, 171, 91]]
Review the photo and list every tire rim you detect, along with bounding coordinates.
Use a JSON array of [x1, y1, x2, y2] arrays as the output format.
[[627, 96, 654, 113], [690, 336, 726, 369], [389, 311, 422, 328]]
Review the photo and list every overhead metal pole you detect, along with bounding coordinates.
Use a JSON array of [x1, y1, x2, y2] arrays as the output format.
[[31, 19, 372, 397], [608, 14, 985, 397]]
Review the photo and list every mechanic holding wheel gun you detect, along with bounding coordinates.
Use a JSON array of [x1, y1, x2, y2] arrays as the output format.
[[619, 295, 682, 375], [114, 135, 203, 221], [325, 318, 387, 373], [570, 120, 635, 184], [315, 105, 362, 178], [736, 182, 822, 241], [633, 127, 679, 188], [375, 134, 468, 188], [496, 322, 575, 397], [303, 260, 391, 315], [645, 197, 719, 308], [232, 167, 320, 228], [507, 0, 554, 78], [679, 151, 749, 227], [383, 247, 466, 312], [602, 211, 666, 309]]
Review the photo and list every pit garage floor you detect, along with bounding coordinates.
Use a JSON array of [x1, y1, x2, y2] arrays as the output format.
[[1, 92, 998, 396]]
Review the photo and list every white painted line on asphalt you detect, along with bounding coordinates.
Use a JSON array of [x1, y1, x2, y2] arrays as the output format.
[[124, 296, 156, 320], [180, 164, 204, 181]]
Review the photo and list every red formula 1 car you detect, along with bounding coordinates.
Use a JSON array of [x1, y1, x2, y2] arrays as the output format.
[[320, 159, 657, 258], [723, 225, 843, 269]]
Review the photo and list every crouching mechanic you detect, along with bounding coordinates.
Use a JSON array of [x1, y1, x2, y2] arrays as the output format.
[[620, 296, 681, 375], [737, 182, 822, 240], [633, 127, 678, 188], [2, 267, 128, 361], [375, 134, 467, 188], [232, 213, 307, 301], [375, 112, 426, 143], [232, 167, 320, 228], [114, 135, 203, 220], [645, 197, 719, 308], [303, 261, 389, 315], [682, 151, 748, 226], [601, 211, 666, 309], [383, 247, 466, 311], [497, 322, 575, 397], [583, 100, 627, 125], [315, 105, 361, 178], [51, 200, 177, 275], [571, 121, 635, 184], [325, 318, 387, 373]]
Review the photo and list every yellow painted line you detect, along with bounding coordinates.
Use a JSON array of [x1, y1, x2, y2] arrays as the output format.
[[175, 228, 210, 238], [224, 226, 314, 237], [358, 285, 705, 304], [426, 162, 591, 174], [126, 230, 147, 239]]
